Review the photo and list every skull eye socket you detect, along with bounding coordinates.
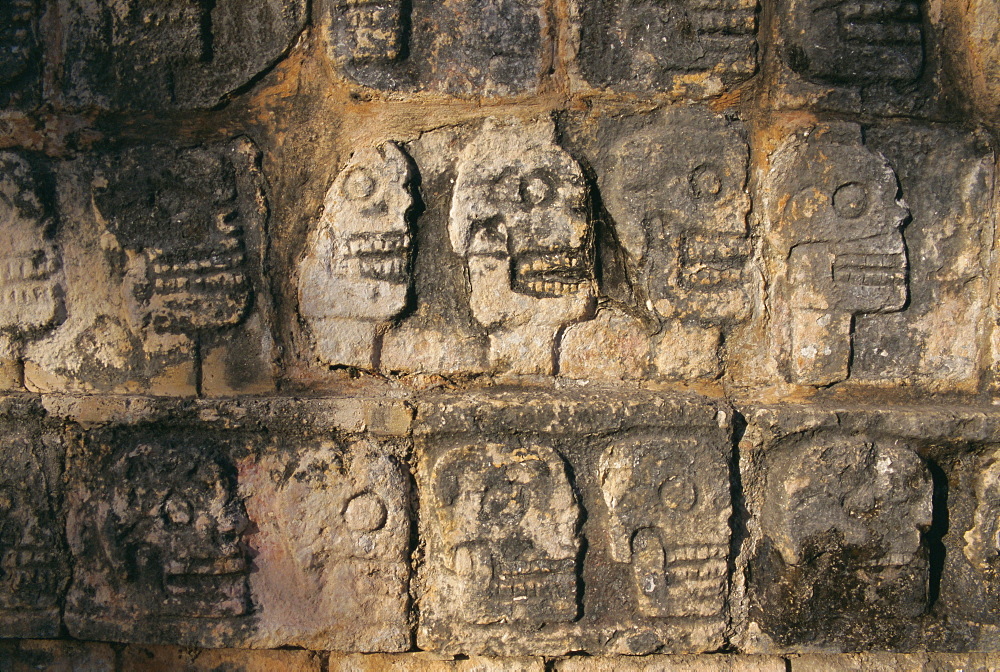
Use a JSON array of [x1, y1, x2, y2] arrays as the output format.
[[520, 171, 555, 208], [689, 165, 723, 201], [163, 494, 193, 526], [832, 182, 869, 219], [341, 167, 377, 201]]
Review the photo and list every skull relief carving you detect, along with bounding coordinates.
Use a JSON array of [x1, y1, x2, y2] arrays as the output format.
[[766, 123, 909, 385], [449, 119, 595, 374], [298, 142, 414, 369], [964, 450, 1000, 575]]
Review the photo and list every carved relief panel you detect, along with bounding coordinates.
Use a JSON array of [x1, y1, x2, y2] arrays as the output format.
[[299, 143, 415, 369], [66, 430, 253, 646], [748, 429, 933, 649], [577, 0, 758, 97], [58, 0, 307, 110], [0, 415, 67, 638], [449, 119, 595, 375], [240, 439, 412, 650], [763, 123, 909, 386]]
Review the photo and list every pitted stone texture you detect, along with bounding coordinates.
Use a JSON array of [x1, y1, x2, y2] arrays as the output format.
[[323, 0, 547, 96], [556, 655, 787, 671], [449, 118, 595, 375], [0, 404, 67, 638], [298, 143, 415, 369], [763, 123, 909, 387], [560, 310, 652, 380], [851, 125, 994, 390], [66, 427, 255, 647], [417, 388, 733, 656], [25, 138, 274, 396], [327, 654, 546, 671], [741, 406, 944, 652], [120, 645, 322, 672], [575, 0, 757, 97], [0, 0, 41, 109], [58, 0, 307, 110], [0, 640, 116, 672], [962, 0, 1000, 120], [0, 152, 64, 387], [239, 438, 412, 650]]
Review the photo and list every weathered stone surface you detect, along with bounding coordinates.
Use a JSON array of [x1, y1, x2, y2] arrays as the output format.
[[449, 118, 595, 375], [852, 125, 994, 389], [24, 138, 274, 395], [556, 654, 787, 671], [575, 0, 758, 97], [0, 640, 116, 672], [0, 0, 41, 109], [323, 0, 547, 96], [58, 0, 307, 110], [741, 406, 945, 651], [299, 143, 415, 369], [239, 437, 412, 650], [0, 151, 64, 390], [0, 405, 67, 638], [120, 645, 322, 672], [417, 388, 733, 656], [763, 123, 909, 387], [327, 654, 546, 671], [560, 309, 651, 380], [961, 0, 1000, 120], [66, 427, 256, 646]]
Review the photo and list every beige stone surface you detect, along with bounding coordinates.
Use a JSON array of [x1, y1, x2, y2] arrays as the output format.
[[560, 309, 651, 380], [328, 653, 545, 671], [120, 645, 321, 672], [556, 655, 786, 671]]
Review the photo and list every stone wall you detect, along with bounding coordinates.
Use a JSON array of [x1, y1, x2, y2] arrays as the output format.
[[3, 0, 1000, 667]]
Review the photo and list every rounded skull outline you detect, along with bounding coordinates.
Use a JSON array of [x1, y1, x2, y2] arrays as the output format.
[[85, 442, 251, 619], [93, 142, 253, 340], [0, 152, 63, 344], [604, 110, 751, 323], [449, 119, 595, 332], [763, 435, 932, 569]]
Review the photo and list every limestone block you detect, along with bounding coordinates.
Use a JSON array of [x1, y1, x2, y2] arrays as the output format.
[[741, 407, 940, 651], [559, 309, 651, 380], [327, 654, 545, 671], [962, 0, 1000, 120], [653, 322, 723, 381], [0, 406, 68, 638], [0, 640, 116, 672], [0, 152, 65, 390], [449, 118, 595, 375], [417, 388, 733, 656], [120, 645, 322, 672], [65, 428, 256, 646], [574, 0, 757, 97], [25, 138, 274, 395], [58, 0, 307, 110], [239, 438, 412, 650], [299, 143, 415, 370], [852, 125, 994, 389], [0, 0, 41, 109], [768, 0, 941, 115], [556, 654, 787, 671], [763, 123, 909, 386], [322, 0, 547, 96]]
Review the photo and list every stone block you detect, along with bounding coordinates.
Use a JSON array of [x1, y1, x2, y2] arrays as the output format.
[[0, 640, 116, 672], [560, 309, 652, 380], [0, 401, 68, 639], [574, 0, 758, 97], [961, 0, 1000, 120], [120, 645, 322, 672], [0, 0, 41, 110], [65, 425, 258, 646], [327, 653, 546, 671], [322, 0, 548, 96], [556, 654, 787, 671], [58, 0, 307, 110], [416, 388, 733, 656], [24, 138, 274, 395], [239, 436, 413, 650]]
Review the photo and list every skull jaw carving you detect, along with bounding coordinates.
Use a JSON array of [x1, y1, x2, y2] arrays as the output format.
[[450, 120, 595, 375], [298, 143, 413, 370]]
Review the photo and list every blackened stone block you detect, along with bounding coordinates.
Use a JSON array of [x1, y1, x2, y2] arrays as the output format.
[[416, 388, 734, 656], [575, 0, 758, 97], [0, 0, 42, 109], [0, 400, 68, 638], [58, 0, 307, 110], [65, 426, 257, 646], [322, 0, 547, 96]]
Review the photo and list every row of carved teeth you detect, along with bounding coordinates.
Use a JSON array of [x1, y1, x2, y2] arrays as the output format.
[[518, 255, 583, 274], [498, 577, 574, 599], [685, 267, 741, 286], [834, 269, 906, 287], [164, 556, 249, 576], [841, 0, 921, 21], [146, 238, 242, 261], [666, 558, 728, 580], [526, 281, 585, 295], [0, 256, 57, 282], [665, 544, 727, 562], [152, 255, 244, 275], [153, 272, 246, 291], [359, 258, 407, 278], [348, 235, 409, 256], [0, 285, 54, 306], [1, 548, 60, 566]]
